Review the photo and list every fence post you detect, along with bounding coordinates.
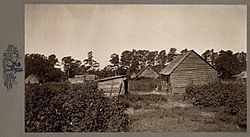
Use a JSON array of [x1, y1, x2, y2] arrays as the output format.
[[124, 78, 128, 95], [109, 79, 114, 97], [118, 82, 123, 95]]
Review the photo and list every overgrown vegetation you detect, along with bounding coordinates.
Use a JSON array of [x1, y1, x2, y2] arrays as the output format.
[[128, 78, 160, 92], [25, 82, 129, 132], [185, 81, 247, 129], [118, 94, 168, 110]]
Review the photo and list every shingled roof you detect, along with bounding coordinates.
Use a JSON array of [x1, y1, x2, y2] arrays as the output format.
[[159, 50, 216, 75], [136, 65, 159, 78], [25, 74, 41, 80]]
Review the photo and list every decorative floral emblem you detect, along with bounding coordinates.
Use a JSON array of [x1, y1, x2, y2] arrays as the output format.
[[2, 44, 23, 90]]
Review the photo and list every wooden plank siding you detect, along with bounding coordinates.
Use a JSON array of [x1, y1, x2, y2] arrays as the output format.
[[170, 52, 218, 93]]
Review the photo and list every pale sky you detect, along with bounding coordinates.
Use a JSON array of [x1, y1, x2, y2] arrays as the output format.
[[25, 4, 247, 68]]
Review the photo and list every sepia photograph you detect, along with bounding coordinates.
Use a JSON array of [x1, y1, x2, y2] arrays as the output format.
[[25, 4, 247, 132]]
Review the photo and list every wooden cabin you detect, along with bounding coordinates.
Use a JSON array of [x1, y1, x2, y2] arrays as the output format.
[[159, 50, 218, 94], [25, 74, 40, 84], [136, 65, 159, 79]]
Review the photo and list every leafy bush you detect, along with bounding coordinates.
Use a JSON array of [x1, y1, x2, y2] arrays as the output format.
[[185, 81, 246, 128], [25, 82, 129, 132]]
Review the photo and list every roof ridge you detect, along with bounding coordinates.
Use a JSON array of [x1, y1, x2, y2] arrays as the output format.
[[159, 50, 192, 75], [26, 73, 41, 80], [168, 50, 193, 74], [136, 65, 151, 77]]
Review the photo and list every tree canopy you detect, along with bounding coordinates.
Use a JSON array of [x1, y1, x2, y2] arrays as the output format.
[[202, 49, 246, 79], [25, 54, 65, 82], [25, 48, 246, 81]]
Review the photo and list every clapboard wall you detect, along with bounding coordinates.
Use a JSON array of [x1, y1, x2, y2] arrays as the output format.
[[170, 52, 218, 92]]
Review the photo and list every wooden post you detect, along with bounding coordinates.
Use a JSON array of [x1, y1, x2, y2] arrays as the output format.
[[109, 79, 114, 97], [118, 82, 123, 95], [124, 78, 128, 95]]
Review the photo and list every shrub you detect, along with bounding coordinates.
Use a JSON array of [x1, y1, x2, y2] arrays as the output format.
[[185, 81, 247, 128], [25, 82, 129, 132]]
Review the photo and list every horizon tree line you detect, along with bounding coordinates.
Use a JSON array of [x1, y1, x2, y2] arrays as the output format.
[[25, 48, 247, 82]]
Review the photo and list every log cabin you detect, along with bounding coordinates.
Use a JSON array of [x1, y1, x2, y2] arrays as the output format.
[[159, 50, 218, 94]]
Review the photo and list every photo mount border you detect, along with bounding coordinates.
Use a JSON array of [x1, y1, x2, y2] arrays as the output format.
[[0, 0, 249, 137]]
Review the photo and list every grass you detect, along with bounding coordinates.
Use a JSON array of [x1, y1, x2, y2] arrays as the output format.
[[118, 94, 168, 110], [118, 93, 244, 132]]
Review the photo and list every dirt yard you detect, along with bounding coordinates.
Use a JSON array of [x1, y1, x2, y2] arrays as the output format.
[[119, 92, 244, 132]]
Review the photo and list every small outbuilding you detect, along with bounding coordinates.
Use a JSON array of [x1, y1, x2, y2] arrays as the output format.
[[136, 65, 159, 79], [159, 50, 218, 94], [25, 74, 40, 84]]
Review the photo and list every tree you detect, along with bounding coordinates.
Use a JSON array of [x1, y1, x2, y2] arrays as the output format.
[[130, 49, 141, 74], [84, 51, 100, 73], [136, 50, 149, 69], [235, 52, 247, 72], [62, 56, 74, 78], [48, 54, 58, 66], [120, 50, 133, 75], [25, 53, 65, 82], [44, 68, 65, 82], [120, 49, 143, 76], [214, 50, 241, 79], [77, 65, 88, 75], [96, 65, 113, 78], [109, 53, 120, 75], [62, 56, 82, 78], [25, 54, 50, 79], [120, 49, 161, 76], [110, 53, 119, 66], [147, 51, 158, 66], [71, 60, 82, 76], [210, 52, 219, 66], [167, 48, 177, 62], [156, 50, 167, 70], [180, 49, 188, 54], [202, 49, 218, 66]]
